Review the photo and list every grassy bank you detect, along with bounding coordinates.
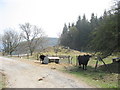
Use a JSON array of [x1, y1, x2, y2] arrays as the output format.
[[0, 72, 6, 89], [62, 67, 119, 88], [60, 56, 119, 88]]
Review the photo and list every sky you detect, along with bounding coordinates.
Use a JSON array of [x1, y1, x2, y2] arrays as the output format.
[[0, 0, 113, 37]]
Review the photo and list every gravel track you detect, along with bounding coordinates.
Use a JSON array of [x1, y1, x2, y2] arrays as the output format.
[[0, 56, 92, 88]]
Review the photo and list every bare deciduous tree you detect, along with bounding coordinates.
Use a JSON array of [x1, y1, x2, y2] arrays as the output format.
[[20, 23, 46, 56], [1, 29, 21, 55]]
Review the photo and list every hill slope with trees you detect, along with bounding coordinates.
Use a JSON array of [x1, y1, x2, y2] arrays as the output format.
[[59, 1, 120, 57]]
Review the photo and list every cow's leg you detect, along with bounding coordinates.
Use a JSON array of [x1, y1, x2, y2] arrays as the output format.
[[42, 61, 44, 64], [40, 59, 43, 64], [78, 61, 81, 68], [79, 64, 81, 68], [40, 59, 42, 63], [79, 62, 82, 68], [40, 59, 44, 64], [83, 64, 85, 70], [85, 65, 87, 70]]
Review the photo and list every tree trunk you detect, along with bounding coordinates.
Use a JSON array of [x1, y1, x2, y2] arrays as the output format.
[[30, 51, 32, 56], [27, 53, 29, 59], [9, 51, 12, 56], [30, 50, 33, 56]]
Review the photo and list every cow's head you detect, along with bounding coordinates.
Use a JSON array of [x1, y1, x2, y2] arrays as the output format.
[[84, 54, 92, 59]]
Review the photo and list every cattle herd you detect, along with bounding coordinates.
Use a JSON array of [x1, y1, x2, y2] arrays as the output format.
[[39, 54, 92, 70]]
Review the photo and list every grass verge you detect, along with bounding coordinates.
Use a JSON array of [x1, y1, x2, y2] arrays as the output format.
[[59, 57, 119, 88], [0, 72, 6, 89], [64, 68, 118, 88]]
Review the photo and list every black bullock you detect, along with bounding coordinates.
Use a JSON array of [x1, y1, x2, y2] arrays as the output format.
[[77, 55, 91, 70], [39, 55, 46, 63]]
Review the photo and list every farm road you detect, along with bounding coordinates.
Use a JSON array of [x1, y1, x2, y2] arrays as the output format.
[[0, 56, 92, 88]]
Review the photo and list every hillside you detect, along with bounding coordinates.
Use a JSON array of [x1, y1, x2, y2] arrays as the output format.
[[0, 37, 58, 55], [15, 37, 59, 55], [46, 37, 59, 47]]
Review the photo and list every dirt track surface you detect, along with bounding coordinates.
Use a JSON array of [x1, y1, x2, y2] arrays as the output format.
[[0, 56, 92, 88]]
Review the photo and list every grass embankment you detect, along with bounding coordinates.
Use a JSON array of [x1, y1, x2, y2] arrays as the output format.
[[0, 52, 6, 89], [60, 56, 119, 88], [0, 72, 6, 89], [12, 46, 86, 61]]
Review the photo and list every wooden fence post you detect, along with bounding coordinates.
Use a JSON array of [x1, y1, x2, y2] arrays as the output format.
[[95, 56, 111, 73], [95, 60, 98, 70], [76, 56, 78, 66]]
